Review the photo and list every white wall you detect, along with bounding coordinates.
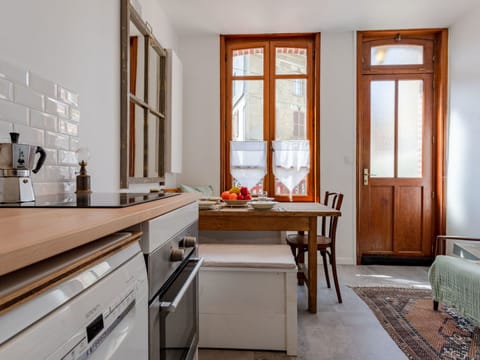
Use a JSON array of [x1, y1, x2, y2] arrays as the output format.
[[177, 34, 221, 192], [320, 32, 357, 264], [0, 0, 179, 192], [447, 3, 480, 236], [179, 32, 357, 263]]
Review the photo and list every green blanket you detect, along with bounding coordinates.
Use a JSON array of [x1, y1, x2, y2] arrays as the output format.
[[429, 255, 480, 325]]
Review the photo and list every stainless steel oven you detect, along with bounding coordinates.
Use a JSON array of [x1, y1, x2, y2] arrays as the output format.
[[149, 255, 203, 360], [136, 202, 201, 360]]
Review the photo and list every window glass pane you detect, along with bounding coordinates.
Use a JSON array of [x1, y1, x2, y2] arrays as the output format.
[[276, 47, 307, 75], [147, 112, 160, 178], [370, 81, 395, 178], [398, 80, 423, 178], [129, 21, 145, 100], [148, 41, 160, 111], [371, 45, 423, 65], [232, 48, 263, 76], [232, 80, 263, 140], [275, 79, 307, 140], [129, 102, 145, 178]]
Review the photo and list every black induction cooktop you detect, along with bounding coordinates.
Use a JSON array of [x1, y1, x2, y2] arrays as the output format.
[[0, 192, 179, 208]]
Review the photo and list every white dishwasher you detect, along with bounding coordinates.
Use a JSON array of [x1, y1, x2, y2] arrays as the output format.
[[0, 232, 148, 360]]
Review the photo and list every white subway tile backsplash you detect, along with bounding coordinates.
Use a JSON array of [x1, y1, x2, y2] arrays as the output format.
[[31, 169, 45, 182], [43, 148, 58, 165], [45, 131, 69, 150], [58, 86, 79, 107], [70, 166, 78, 180], [63, 181, 76, 193], [70, 108, 80, 122], [30, 110, 57, 132], [0, 119, 12, 141], [33, 182, 65, 196], [44, 165, 71, 182], [0, 98, 29, 125], [58, 150, 77, 165], [14, 84, 44, 111], [45, 97, 69, 118], [70, 137, 80, 151], [0, 78, 13, 101], [15, 124, 44, 146], [0, 59, 28, 86], [28, 72, 57, 99], [58, 119, 78, 136], [0, 58, 80, 196]]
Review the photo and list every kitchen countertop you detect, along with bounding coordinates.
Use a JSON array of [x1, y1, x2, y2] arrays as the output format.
[[0, 192, 198, 276]]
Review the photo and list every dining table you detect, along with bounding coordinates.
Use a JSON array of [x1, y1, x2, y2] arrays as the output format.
[[198, 201, 342, 314]]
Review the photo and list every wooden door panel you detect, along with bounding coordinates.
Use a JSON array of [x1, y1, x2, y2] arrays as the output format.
[[395, 186, 423, 253], [366, 186, 394, 253]]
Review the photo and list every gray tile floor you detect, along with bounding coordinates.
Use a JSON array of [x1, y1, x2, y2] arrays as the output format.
[[199, 265, 430, 360]]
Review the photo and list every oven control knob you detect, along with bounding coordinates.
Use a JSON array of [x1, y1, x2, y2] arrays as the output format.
[[170, 248, 185, 262], [180, 236, 197, 248]]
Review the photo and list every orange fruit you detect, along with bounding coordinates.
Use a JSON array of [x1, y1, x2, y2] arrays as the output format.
[[228, 193, 238, 200], [221, 191, 231, 200]]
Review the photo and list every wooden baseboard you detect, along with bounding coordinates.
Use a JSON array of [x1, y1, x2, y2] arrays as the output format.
[[361, 255, 434, 266]]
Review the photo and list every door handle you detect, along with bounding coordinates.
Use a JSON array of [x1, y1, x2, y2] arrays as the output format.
[[363, 168, 369, 185], [158, 257, 203, 313]]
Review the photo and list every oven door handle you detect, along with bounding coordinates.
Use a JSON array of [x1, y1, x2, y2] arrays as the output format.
[[158, 257, 204, 313]]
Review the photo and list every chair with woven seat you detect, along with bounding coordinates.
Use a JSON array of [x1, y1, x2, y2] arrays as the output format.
[[285, 191, 344, 303]]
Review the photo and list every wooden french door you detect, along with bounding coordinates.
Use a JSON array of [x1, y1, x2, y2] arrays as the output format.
[[356, 29, 448, 264], [358, 74, 433, 261]]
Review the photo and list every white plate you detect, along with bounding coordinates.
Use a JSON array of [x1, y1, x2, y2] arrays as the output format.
[[251, 197, 275, 202], [200, 196, 222, 202], [250, 201, 277, 210], [223, 199, 249, 207], [198, 200, 216, 210]]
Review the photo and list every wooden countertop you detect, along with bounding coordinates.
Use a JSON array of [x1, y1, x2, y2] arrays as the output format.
[[0, 193, 198, 276]]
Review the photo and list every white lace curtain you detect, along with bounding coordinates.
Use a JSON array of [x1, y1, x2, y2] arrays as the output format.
[[229, 140, 310, 197], [230, 141, 267, 190], [272, 140, 310, 200]]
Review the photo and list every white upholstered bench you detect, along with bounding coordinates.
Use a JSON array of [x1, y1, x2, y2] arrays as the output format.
[[198, 244, 297, 356]]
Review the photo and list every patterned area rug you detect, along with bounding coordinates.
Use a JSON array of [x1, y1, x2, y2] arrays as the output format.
[[353, 287, 480, 360]]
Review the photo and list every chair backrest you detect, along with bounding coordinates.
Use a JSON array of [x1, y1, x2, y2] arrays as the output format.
[[320, 191, 344, 244]]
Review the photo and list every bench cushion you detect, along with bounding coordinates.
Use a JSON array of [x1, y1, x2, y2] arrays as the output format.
[[199, 244, 296, 270], [429, 255, 480, 325]]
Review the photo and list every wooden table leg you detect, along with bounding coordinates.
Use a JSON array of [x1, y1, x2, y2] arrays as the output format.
[[297, 231, 305, 285], [308, 216, 317, 313]]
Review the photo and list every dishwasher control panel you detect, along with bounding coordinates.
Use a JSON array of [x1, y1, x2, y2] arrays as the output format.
[[46, 285, 136, 360]]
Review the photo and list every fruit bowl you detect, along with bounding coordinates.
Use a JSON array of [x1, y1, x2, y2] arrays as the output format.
[[223, 199, 249, 207]]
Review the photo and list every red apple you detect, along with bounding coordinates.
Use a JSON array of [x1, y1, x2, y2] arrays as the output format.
[[244, 194, 251, 200], [237, 194, 244, 200], [240, 186, 248, 196]]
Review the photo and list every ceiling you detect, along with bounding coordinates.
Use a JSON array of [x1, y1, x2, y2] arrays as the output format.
[[157, 0, 478, 36]]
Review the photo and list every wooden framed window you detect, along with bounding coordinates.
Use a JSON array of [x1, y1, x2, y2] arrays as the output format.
[[220, 33, 320, 202], [120, 1, 167, 188]]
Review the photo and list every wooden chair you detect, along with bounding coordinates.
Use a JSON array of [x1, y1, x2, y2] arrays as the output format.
[[285, 191, 344, 303]]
